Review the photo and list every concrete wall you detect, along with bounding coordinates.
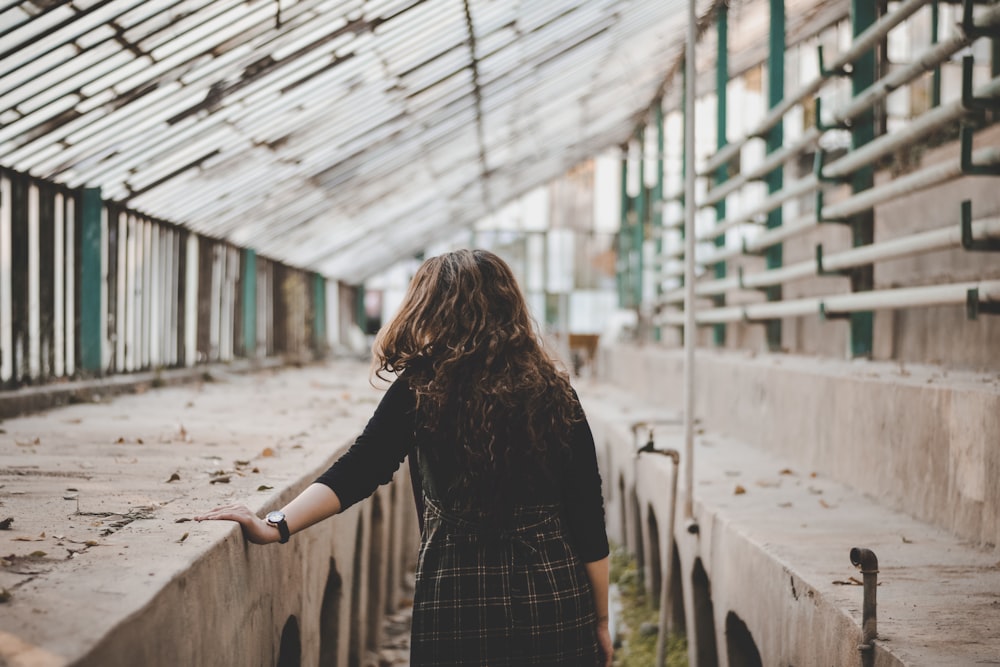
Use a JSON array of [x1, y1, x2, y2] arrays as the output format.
[[73, 457, 419, 667], [597, 343, 1000, 549]]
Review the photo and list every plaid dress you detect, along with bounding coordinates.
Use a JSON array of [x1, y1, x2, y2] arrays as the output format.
[[410, 495, 601, 666]]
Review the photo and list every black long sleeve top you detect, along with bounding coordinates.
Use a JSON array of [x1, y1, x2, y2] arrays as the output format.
[[315, 377, 610, 563]]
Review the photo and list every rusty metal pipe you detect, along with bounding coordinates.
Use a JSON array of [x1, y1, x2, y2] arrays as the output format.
[[850, 547, 878, 667], [632, 426, 681, 667]]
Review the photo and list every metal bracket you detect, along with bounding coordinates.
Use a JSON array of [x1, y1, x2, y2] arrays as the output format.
[[814, 148, 848, 185], [814, 97, 849, 133], [961, 56, 1000, 113], [819, 302, 851, 321], [967, 288, 1000, 319], [962, 0, 994, 40], [961, 200, 1000, 251], [815, 190, 849, 225], [816, 244, 851, 276], [818, 45, 851, 78], [960, 125, 1000, 176]]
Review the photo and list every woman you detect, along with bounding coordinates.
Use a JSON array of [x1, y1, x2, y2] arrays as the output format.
[[196, 249, 612, 666]]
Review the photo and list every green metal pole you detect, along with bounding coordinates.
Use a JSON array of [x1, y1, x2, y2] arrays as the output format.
[[79, 187, 102, 374], [313, 273, 326, 352], [654, 102, 664, 342], [634, 128, 646, 308], [355, 283, 367, 335], [618, 153, 629, 308], [764, 0, 785, 352], [849, 0, 876, 358], [713, 4, 729, 347], [241, 248, 257, 358]]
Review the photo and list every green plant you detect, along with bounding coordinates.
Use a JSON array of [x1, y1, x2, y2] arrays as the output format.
[[609, 542, 687, 667]]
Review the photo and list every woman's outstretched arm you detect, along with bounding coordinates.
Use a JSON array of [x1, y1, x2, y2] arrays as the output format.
[[194, 483, 342, 544], [585, 557, 613, 667]]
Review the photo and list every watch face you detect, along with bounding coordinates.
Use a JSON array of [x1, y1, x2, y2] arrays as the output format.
[[266, 511, 285, 524]]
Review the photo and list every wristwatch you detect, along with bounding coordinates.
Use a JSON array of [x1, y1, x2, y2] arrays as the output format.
[[266, 510, 290, 544]]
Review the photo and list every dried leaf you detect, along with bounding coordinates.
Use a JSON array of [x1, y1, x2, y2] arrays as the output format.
[[235, 460, 251, 467], [115, 437, 126, 444], [778, 468, 794, 475], [13, 536, 42, 542], [165, 472, 181, 483], [261, 447, 275, 458], [0, 589, 11, 603], [819, 499, 835, 509], [29, 551, 46, 558], [136, 438, 144, 445], [85, 540, 99, 547], [210, 475, 231, 485], [257, 485, 273, 491], [901, 536, 913, 544], [175, 518, 192, 524], [178, 532, 189, 543], [733, 485, 746, 495], [0, 518, 12, 530], [251, 467, 260, 474]]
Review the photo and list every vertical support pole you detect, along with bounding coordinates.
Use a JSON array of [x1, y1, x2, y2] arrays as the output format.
[[931, 1, 941, 108], [764, 0, 785, 352], [242, 248, 257, 358], [355, 283, 367, 336], [634, 128, 647, 310], [79, 187, 103, 375], [682, 0, 697, 525], [38, 184, 54, 379], [992, 26, 999, 78], [713, 3, 729, 347], [850, 0, 877, 358], [10, 175, 27, 382], [313, 273, 326, 355], [654, 101, 665, 342], [618, 152, 629, 308]]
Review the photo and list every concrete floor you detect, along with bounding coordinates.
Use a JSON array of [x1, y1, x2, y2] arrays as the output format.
[[2, 360, 998, 666]]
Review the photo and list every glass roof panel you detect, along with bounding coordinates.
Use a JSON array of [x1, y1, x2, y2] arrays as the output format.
[[1, 0, 715, 280]]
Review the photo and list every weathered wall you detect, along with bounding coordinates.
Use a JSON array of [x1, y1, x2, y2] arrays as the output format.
[[597, 343, 1000, 549], [73, 466, 418, 667]]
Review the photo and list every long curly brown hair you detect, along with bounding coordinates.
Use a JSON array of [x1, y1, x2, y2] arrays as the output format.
[[373, 249, 579, 509]]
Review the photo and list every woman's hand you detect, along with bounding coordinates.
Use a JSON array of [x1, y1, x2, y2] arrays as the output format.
[[596, 618, 614, 667], [194, 504, 279, 545]]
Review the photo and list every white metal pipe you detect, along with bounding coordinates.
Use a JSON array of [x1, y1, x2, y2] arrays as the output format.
[[702, 129, 820, 208], [824, 76, 1000, 179], [698, 2, 1000, 208], [682, 0, 697, 523], [835, 5, 1000, 126], [658, 280, 1000, 326], [824, 147, 1000, 220], [660, 140, 1000, 275], [824, 280, 1000, 313], [701, 0, 932, 176], [697, 175, 818, 243], [659, 216, 1000, 302]]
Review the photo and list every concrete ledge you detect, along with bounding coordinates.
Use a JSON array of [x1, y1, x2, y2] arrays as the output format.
[[597, 344, 1000, 548], [0, 361, 418, 666], [578, 378, 1000, 666], [0, 358, 286, 421]]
